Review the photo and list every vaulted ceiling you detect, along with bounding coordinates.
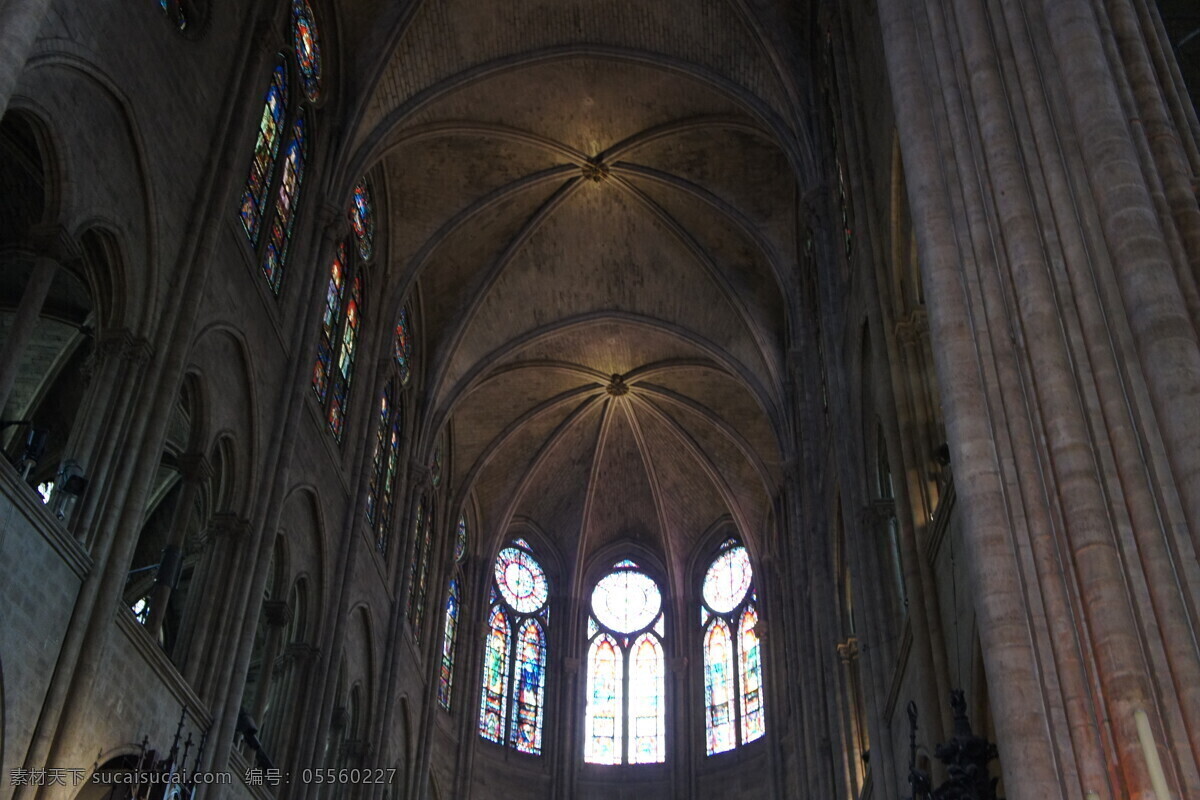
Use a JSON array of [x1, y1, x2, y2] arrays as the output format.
[[337, 0, 814, 591]]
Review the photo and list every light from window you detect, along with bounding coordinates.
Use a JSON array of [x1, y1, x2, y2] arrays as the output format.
[[478, 541, 549, 754], [584, 562, 665, 764], [701, 540, 764, 754]]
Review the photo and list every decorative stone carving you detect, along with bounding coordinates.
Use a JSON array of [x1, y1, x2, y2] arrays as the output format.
[[581, 159, 610, 183], [605, 373, 628, 396]]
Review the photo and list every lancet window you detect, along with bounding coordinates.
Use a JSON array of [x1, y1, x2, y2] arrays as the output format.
[[701, 539, 765, 754], [438, 512, 469, 710], [237, 0, 323, 294], [584, 560, 666, 765], [478, 539, 549, 755]]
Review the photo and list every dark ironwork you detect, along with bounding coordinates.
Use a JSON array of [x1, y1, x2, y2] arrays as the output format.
[[906, 690, 1000, 800]]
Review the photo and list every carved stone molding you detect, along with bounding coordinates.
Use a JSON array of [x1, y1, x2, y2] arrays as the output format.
[[605, 373, 629, 396], [581, 159, 610, 183]]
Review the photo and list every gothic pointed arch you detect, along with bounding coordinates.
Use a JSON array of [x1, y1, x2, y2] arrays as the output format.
[[478, 538, 550, 754]]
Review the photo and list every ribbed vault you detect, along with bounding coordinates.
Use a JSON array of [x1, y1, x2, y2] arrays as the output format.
[[340, 0, 806, 590]]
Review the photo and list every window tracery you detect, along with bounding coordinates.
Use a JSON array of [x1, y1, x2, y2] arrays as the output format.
[[237, 0, 324, 294], [479, 540, 549, 754], [584, 561, 666, 764], [438, 514, 466, 710], [701, 539, 765, 754]]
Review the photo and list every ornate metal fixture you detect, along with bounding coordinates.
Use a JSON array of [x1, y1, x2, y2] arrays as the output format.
[[906, 690, 1001, 800]]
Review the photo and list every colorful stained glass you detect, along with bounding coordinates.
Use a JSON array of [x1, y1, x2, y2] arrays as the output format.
[[438, 577, 460, 710], [704, 619, 737, 755], [591, 569, 661, 634], [327, 273, 362, 440], [478, 605, 510, 742], [311, 241, 347, 405], [394, 306, 413, 385], [349, 179, 374, 261], [292, 0, 322, 101], [738, 606, 765, 743], [613, 558, 638, 568], [629, 633, 665, 764], [365, 388, 389, 527], [510, 619, 546, 754], [495, 547, 549, 614], [702, 545, 752, 614], [405, 497, 427, 621], [379, 403, 402, 552], [454, 513, 467, 563], [584, 634, 622, 764], [412, 502, 433, 640], [239, 62, 287, 244], [261, 116, 306, 293]]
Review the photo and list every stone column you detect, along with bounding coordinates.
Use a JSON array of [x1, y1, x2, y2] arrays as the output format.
[[0, 255, 57, 414], [0, 0, 53, 118]]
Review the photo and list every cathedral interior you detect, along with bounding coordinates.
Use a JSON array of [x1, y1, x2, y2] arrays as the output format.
[[1, 1, 1199, 798]]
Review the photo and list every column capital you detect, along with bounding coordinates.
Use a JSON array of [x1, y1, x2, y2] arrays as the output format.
[[837, 636, 859, 663]]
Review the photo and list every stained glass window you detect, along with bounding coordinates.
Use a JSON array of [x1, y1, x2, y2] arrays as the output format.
[[366, 384, 403, 554], [700, 540, 764, 754], [349, 180, 374, 261], [439, 512, 467, 711], [438, 577, 460, 710], [738, 606, 765, 743], [511, 619, 547, 753], [629, 634, 666, 763], [479, 605, 510, 742], [158, 0, 188, 30], [495, 547, 549, 614], [328, 273, 362, 440], [585, 635, 622, 764], [379, 400, 402, 550], [312, 241, 347, 406], [395, 306, 414, 386], [454, 513, 467, 563], [584, 563, 665, 765], [478, 540, 550, 754], [261, 116, 306, 293], [292, 0, 322, 102], [704, 620, 736, 755], [406, 496, 433, 639], [240, 62, 287, 244]]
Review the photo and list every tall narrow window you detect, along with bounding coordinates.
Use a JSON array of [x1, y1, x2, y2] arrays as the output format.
[[261, 116, 306, 293], [366, 382, 404, 554], [395, 305, 414, 386], [327, 273, 362, 439], [406, 495, 433, 639], [478, 540, 550, 754], [584, 561, 666, 764], [349, 179, 374, 261], [438, 513, 468, 710], [237, 1, 321, 295], [701, 539, 765, 754], [312, 241, 347, 406], [239, 62, 287, 243], [310, 179, 374, 441]]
